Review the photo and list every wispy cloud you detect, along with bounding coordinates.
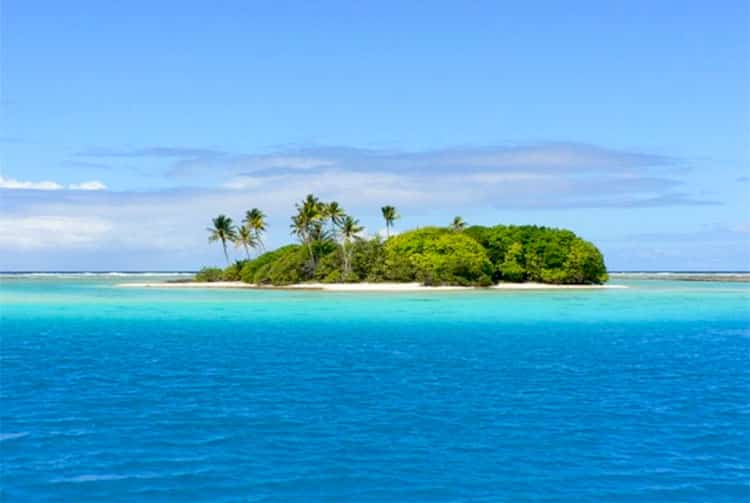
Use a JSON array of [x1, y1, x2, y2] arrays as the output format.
[[1, 141, 718, 260], [68, 180, 108, 191], [76, 146, 227, 159], [0, 175, 107, 191], [0, 216, 113, 249], [72, 141, 706, 209], [60, 160, 115, 170], [208, 143, 707, 209], [627, 223, 750, 242], [76, 142, 678, 177], [0, 176, 64, 190]]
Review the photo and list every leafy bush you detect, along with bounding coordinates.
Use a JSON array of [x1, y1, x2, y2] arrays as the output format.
[[320, 270, 343, 283], [311, 239, 338, 262], [239, 245, 301, 284], [499, 242, 525, 282], [252, 246, 308, 285], [221, 260, 247, 281], [465, 225, 607, 284], [313, 249, 343, 282], [384, 227, 493, 286], [307, 238, 388, 283], [466, 225, 577, 274], [195, 267, 223, 282], [561, 238, 608, 284], [540, 268, 569, 284], [350, 238, 387, 281]]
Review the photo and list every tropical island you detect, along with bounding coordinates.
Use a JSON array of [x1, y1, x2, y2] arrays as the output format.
[[193, 194, 608, 288]]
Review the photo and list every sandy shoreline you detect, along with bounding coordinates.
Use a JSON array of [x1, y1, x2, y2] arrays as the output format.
[[117, 281, 625, 291]]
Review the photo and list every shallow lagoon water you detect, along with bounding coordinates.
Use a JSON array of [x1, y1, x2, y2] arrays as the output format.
[[1, 276, 749, 501]]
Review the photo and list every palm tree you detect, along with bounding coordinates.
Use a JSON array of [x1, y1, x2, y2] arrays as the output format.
[[244, 208, 267, 251], [451, 216, 466, 232], [381, 205, 399, 238], [325, 201, 345, 229], [234, 225, 257, 259], [207, 214, 237, 264], [339, 215, 364, 276], [290, 194, 325, 266]]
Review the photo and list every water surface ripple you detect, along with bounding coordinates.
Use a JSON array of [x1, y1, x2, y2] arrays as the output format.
[[1, 278, 749, 501]]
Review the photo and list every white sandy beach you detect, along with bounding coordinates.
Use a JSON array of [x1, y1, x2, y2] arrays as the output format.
[[118, 281, 625, 291]]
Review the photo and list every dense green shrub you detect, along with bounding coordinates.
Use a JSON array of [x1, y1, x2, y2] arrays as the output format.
[[350, 238, 387, 281], [561, 238, 609, 284], [195, 267, 223, 282], [313, 249, 343, 282], [221, 260, 247, 281], [309, 239, 387, 283], [499, 242, 525, 282], [465, 225, 607, 284], [540, 268, 569, 284], [252, 246, 308, 285], [239, 245, 301, 284], [384, 227, 493, 286]]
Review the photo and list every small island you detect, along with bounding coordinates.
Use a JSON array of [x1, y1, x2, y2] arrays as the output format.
[[191, 194, 608, 288]]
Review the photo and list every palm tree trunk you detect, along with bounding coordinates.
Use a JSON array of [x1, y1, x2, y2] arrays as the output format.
[[222, 240, 229, 264], [306, 240, 316, 268], [244, 245, 250, 259], [341, 241, 349, 280]]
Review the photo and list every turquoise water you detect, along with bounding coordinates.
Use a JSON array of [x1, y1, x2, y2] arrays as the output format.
[[1, 276, 749, 501]]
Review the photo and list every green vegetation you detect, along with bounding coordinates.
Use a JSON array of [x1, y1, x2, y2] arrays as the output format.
[[339, 215, 364, 277], [383, 227, 493, 286], [208, 209, 267, 263], [450, 216, 467, 232], [234, 227, 256, 259], [195, 267, 224, 282], [465, 225, 608, 284], [381, 205, 399, 238], [239, 244, 302, 285], [243, 208, 268, 251], [197, 195, 608, 286], [207, 215, 237, 264], [221, 260, 246, 281]]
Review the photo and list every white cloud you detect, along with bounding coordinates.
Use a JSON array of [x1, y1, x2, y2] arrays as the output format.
[[0, 175, 107, 191], [247, 156, 334, 170], [223, 176, 266, 190], [68, 180, 107, 191], [0, 175, 63, 190], [76, 142, 678, 180], [0, 142, 716, 262], [0, 216, 113, 249]]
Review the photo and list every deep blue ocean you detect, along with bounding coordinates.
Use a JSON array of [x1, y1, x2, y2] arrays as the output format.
[[1, 275, 749, 501]]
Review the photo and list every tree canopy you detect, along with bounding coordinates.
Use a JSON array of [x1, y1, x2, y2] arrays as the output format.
[[383, 227, 493, 286], [465, 225, 608, 284]]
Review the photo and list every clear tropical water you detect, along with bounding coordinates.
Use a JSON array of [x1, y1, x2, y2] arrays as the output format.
[[1, 275, 748, 501]]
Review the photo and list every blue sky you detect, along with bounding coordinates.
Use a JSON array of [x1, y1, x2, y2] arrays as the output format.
[[1, 0, 748, 270]]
